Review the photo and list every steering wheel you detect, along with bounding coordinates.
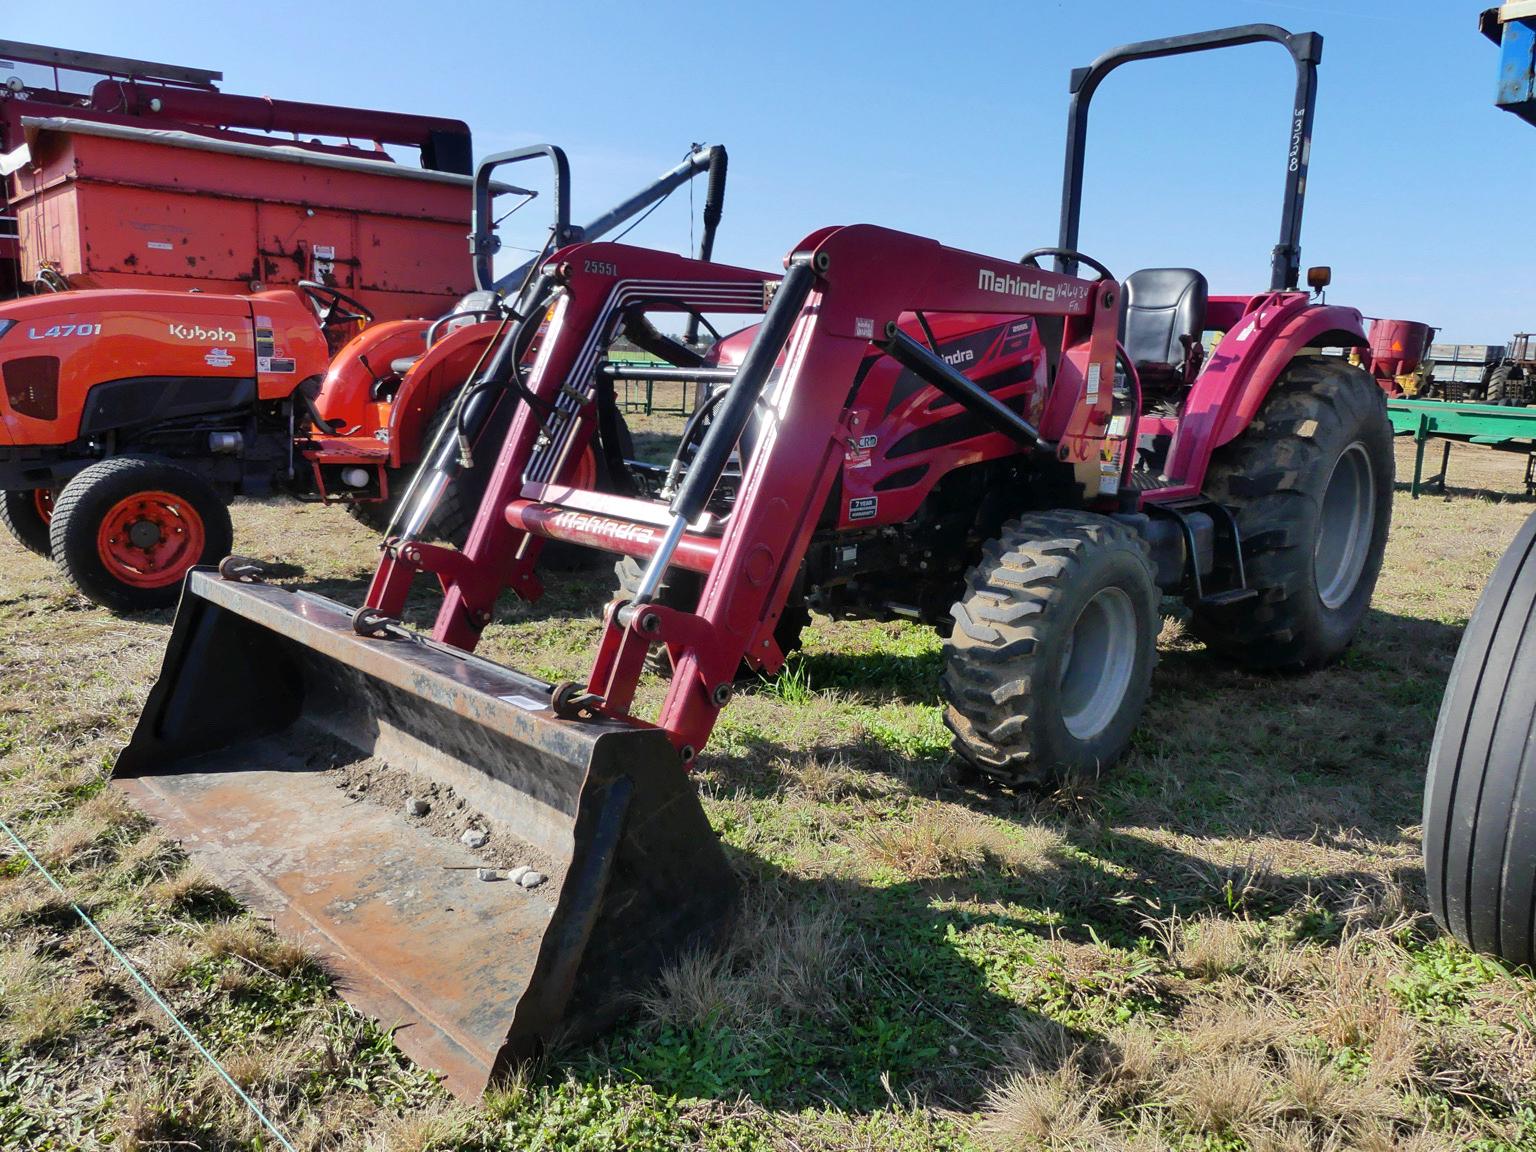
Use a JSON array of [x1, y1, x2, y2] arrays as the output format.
[[1019, 248, 1115, 282], [297, 279, 375, 328]]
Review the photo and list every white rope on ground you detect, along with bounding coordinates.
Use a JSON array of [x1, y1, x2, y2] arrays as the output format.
[[0, 813, 299, 1152]]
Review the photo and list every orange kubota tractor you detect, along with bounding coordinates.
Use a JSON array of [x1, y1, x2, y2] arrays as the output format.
[[0, 139, 728, 609], [113, 25, 1391, 1097], [0, 37, 475, 603]]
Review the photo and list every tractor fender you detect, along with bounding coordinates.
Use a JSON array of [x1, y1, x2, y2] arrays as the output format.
[[386, 321, 499, 468], [1168, 299, 1366, 487], [312, 320, 431, 425]]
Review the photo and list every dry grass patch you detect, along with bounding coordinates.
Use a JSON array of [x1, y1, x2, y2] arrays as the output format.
[[146, 862, 233, 917], [976, 1063, 1115, 1151], [113, 831, 185, 884], [776, 753, 887, 803], [1166, 1052, 1276, 1136], [858, 804, 1061, 881], [32, 788, 143, 870], [362, 1102, 471, 1152], [0, 942, 96, 1051], [1165, 913, 1261, 979], [642, 890, 855, 1031], [1274, 1047, 1398, 1132], [199, 918, 325, 980], [0, 872, 75, 930]]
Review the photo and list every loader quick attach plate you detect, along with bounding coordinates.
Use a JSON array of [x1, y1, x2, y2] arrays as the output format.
[[115, 571, 737, 1099]]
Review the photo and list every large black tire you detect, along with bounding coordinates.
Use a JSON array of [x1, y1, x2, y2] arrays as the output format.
[[1424, 510, 1536, 967], [344, 395, 496, 542], [612, 554, 810, 679], [1486, 364, 1528, 408], [1192, 356, 1393, 669], [49, 456, 233, 613], [1, 489, 53, 557], [345, 488, 399, 534], [942, 511, 1160, 787]]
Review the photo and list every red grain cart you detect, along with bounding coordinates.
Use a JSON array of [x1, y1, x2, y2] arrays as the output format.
[[1, 38, 474, 318]]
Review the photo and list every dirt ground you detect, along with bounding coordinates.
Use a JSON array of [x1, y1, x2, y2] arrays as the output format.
[[1, 431, 1534, 1151]]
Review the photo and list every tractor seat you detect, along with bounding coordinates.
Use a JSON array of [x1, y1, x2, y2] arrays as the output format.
[[390, 356, 421, 375], [1120, 268, 1208, 387]]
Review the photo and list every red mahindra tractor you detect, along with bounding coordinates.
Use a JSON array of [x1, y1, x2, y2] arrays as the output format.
[[114, 25, 1391, 1094], [0, 144, 727, 609]]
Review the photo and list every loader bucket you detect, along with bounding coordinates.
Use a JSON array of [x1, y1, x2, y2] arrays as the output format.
[[115, 570, 738, 1099]]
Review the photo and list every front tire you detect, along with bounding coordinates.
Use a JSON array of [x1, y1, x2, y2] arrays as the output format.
[[49, 456, 233, 613], [1424, 510, 1536, 967], [0, 489, 55, 557], [942, 511, 1159, 787], [1192, 356, 1393, 669]]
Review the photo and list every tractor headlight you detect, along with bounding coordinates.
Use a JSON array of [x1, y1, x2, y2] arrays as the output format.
[[0, 319, 13, 341]]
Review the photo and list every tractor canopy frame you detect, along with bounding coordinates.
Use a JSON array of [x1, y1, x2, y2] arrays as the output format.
[[471, 143, 728, 296], [1057, 23, 1322, 292]]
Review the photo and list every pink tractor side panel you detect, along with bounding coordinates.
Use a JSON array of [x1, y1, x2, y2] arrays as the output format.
[[1165, 294, 1367, 494]]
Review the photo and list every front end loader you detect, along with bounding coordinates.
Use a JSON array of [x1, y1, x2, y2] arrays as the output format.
[[115, 24, 1392, 1094]]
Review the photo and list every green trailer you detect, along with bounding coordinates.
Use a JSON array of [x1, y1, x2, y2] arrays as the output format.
[[1388, 397, 1536, 497]]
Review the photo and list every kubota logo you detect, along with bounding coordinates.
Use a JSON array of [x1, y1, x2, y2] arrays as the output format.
[[168, 323, 238, 343]]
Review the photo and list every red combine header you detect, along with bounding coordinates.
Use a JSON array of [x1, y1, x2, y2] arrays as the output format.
[[1, 39, 474, 317]]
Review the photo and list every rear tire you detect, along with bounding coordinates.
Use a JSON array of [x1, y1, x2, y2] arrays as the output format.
[[1192, 356, 1393, 669], [1486, 364, 1527, 408], [1424, 509, 1536, 967], [49, 456, 233, 613], [612, 554, 810, 679], [344, 395, 500, 542], [1, 489, 54, 557], [942, 511, 1159, 787]]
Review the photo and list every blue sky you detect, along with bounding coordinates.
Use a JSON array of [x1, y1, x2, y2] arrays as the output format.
[[11, 1, 1530, 340]]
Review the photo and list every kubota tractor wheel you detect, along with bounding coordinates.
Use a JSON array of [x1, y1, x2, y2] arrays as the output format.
[[1192, 356, 1393, 669], [1, 488, 55, 557], [1423, 509, 1536, 967], [49, 456, 233, 613], [942, 511, 1159, 787], [613, 554, 810, 679]]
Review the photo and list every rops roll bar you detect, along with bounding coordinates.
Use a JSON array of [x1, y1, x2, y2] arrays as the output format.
[[470, 143, 729, 295], [1057, 24, 1321, 292]]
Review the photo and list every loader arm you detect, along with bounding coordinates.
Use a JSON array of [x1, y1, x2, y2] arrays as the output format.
[[374, 225, 1121, 758]]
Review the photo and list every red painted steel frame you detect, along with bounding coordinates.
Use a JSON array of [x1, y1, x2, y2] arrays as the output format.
[[1164, 292, 1365, 496], [364, 225, 1119, 759]]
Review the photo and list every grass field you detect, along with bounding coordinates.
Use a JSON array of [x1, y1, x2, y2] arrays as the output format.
[[2, 428, 1535, 1151]]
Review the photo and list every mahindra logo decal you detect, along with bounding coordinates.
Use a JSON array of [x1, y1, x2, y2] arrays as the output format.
[[168, 323, 238, 343], [549, 510, 658, 546], [976, 269, 1090, 304], [942, 347, 975, 366]]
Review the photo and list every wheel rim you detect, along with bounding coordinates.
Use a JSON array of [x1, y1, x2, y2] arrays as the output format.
[[1058, 586, 1138, 741], [95, 490, 206, 589], [1314, 442, 1375, 610], [33, 489, 54, 525]]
